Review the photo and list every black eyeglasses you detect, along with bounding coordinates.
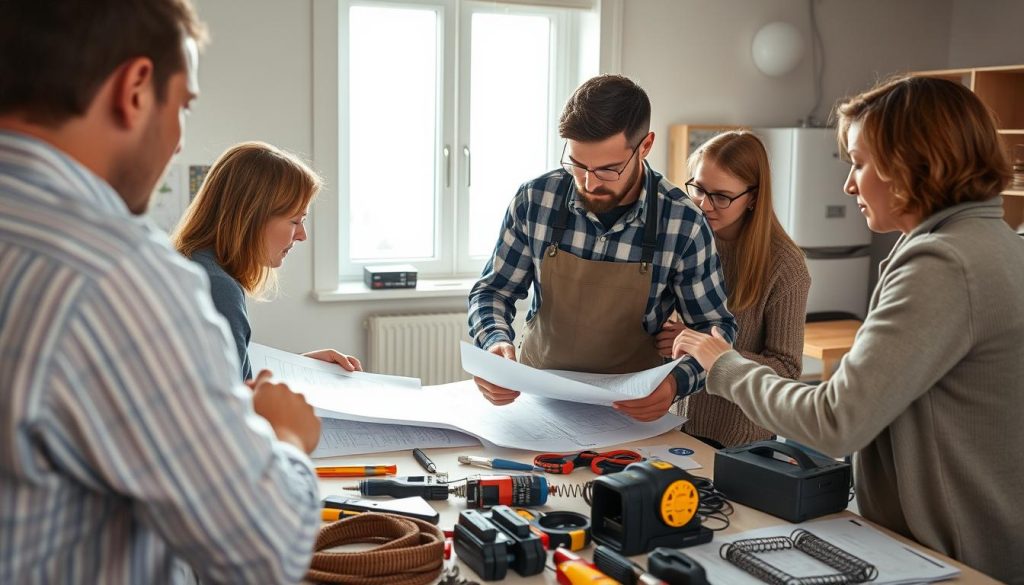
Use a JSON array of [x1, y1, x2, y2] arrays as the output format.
[[560, 139, 643, 182], [684, 179, 757, 209]]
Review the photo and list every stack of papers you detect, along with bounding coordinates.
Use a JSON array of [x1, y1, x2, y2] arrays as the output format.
[[312, 418, 479, 458], [249, 343, 685, 453]]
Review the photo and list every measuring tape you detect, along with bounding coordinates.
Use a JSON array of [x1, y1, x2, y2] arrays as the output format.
[[514, 509, 592, 552]]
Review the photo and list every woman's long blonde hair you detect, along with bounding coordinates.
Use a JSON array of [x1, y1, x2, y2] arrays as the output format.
[[689, 131, 800, 313], [172, 141, 321, 298]]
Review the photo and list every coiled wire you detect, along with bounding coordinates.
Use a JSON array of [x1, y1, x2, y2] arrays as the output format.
[[720, 530, 878, 585], [548, 480, 594, 505]]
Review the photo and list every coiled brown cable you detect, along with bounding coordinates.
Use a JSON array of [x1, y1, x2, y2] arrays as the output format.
[[305, 513, 445, 585]]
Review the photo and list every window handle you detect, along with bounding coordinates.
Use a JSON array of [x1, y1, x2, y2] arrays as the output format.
[[463, 145, 471, 187], [443, 145, 451, 188]]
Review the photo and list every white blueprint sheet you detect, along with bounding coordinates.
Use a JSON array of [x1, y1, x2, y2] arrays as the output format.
[[459, 341, 683, 406], [250, 344, 684, 452], [312, 418, 479, 458]]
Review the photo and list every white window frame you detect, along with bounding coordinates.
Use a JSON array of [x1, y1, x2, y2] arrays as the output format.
[[312, 0, 622, 297]]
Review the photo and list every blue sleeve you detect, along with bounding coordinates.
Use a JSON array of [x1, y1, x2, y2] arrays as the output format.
[[468, 186, 535, 349], [672, 213, 737, 397], [205, 272, 253, 381]]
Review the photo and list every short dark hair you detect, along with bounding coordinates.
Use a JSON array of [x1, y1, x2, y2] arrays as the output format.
[[559, 74, 651, 146], [838, 75, 1010, 219], [0, 0, 207, 125]]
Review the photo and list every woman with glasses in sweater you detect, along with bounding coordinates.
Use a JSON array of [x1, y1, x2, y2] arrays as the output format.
[[657, 130, 810, 448]]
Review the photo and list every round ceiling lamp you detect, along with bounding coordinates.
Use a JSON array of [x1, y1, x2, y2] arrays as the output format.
[[751, 21, 805, 77]]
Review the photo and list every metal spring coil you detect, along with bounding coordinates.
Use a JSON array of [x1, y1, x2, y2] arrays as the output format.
[[721, 532, 878, 585], [548, 481, 594, 505], [729, 535, 794, 553], [720, 545, 800, 585], [792, 529, 878, 582]]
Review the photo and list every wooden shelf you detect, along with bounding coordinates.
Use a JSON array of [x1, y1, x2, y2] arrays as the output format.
[[913, 64, 1024, 228], [666, 124, 746, 185]]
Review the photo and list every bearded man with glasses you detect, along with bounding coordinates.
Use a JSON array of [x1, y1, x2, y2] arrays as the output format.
[[468, 74, 736, 421]]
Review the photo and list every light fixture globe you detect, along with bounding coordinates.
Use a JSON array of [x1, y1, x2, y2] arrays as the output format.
[[751, 21, 805, 77]]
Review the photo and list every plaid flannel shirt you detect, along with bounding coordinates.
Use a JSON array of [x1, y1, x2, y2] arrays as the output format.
[[468, 165, 737, 398]]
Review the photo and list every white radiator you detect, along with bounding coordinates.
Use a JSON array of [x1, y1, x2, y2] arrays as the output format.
[[365, 313, 472, 385]]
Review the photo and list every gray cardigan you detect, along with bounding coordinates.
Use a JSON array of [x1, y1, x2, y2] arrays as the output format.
[[190, 249, 252, 381], [707, 198, 1024, 583]]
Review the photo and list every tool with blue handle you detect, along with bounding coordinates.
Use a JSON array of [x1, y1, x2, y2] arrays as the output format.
[[458, 455, 540, 471]]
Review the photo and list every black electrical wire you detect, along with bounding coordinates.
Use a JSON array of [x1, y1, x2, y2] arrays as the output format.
[[691, 475, 734, 531]]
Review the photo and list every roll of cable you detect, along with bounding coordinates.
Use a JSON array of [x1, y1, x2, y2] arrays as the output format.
[[533, 511, 592, 552], [305, 512, 445, 585]]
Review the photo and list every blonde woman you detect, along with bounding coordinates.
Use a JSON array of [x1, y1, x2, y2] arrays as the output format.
[[173, 141, 361, 380], [657, 131, 810, 448]]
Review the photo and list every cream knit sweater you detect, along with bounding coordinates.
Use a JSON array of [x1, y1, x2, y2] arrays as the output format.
[[681, 232, 810, 447]]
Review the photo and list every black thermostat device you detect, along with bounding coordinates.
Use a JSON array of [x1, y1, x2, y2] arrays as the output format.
[[714, 440, 851, 523], [363, 264, 417, 289], [590, 460, 712, 556]]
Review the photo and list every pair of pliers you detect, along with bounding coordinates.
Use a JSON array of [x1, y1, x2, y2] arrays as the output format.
[[533, 449, 643, 475]]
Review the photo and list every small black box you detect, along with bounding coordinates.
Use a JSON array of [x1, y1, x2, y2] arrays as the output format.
[[453, 506, 545, 581], [363, 264, 417, 290], [714, 440, 850, 523]]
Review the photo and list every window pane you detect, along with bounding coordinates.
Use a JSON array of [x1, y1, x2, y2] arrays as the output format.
[[468, 13, 551, 258], [348, 6, 438, 261]]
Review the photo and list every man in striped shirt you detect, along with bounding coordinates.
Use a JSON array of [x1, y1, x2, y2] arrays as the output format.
[[470, 75, 737, 421], [0, 2, 321, 583]]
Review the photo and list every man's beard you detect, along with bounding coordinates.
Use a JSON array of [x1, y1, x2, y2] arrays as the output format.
[[577, 164, 643, 214]]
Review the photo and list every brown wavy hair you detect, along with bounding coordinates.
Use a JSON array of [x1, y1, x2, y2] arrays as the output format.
[[689, 131, 801, 313], [559, 74, 651, 145], [172, 141, 321, 298], [837, 75, 1010, 219]]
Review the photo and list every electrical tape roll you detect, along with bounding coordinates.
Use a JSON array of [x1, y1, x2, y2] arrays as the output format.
[[532, 511, 592, 552]]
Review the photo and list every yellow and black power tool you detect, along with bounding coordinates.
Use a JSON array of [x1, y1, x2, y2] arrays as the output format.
[[589, 459, 712, 556]]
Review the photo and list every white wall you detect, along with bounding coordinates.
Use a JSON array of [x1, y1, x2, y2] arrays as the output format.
[[182, 0, 1022, 364], [949, 0, 1024, 67], [623, 0, 954, 173], [184, 0, 466, 361]]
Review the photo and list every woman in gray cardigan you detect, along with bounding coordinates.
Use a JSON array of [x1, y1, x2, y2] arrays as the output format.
[[674, 76, 1024, 583]]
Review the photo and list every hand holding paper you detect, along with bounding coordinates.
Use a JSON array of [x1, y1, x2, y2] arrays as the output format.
[[460, 341, 683, 407]]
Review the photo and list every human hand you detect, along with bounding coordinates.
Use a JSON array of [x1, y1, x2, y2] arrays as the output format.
[[672, 326, 732, 370], [655, 319, 687, 357], [612, 374, 677, 422], [474, 342, 521, 406], [304, 348, 363, 372], [250, 369, 321, 454]]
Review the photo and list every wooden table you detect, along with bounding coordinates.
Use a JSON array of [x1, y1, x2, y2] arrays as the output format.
[[803, 319, 861, 381], [314, 430, 997, 584]]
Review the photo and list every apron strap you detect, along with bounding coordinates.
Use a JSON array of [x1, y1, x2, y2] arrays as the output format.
[[547, 172, 575, 257], [639, 162, 659, 271]]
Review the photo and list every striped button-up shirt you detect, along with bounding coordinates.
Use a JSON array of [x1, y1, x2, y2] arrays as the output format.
[[468, 166, 737, 397], [0, 132, 319, 584]]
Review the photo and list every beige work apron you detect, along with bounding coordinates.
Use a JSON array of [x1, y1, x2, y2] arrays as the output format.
[[518, 170, 664, 374]]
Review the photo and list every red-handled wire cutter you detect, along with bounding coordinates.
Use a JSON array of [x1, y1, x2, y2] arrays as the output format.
[[533, 449, 643, 475]]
